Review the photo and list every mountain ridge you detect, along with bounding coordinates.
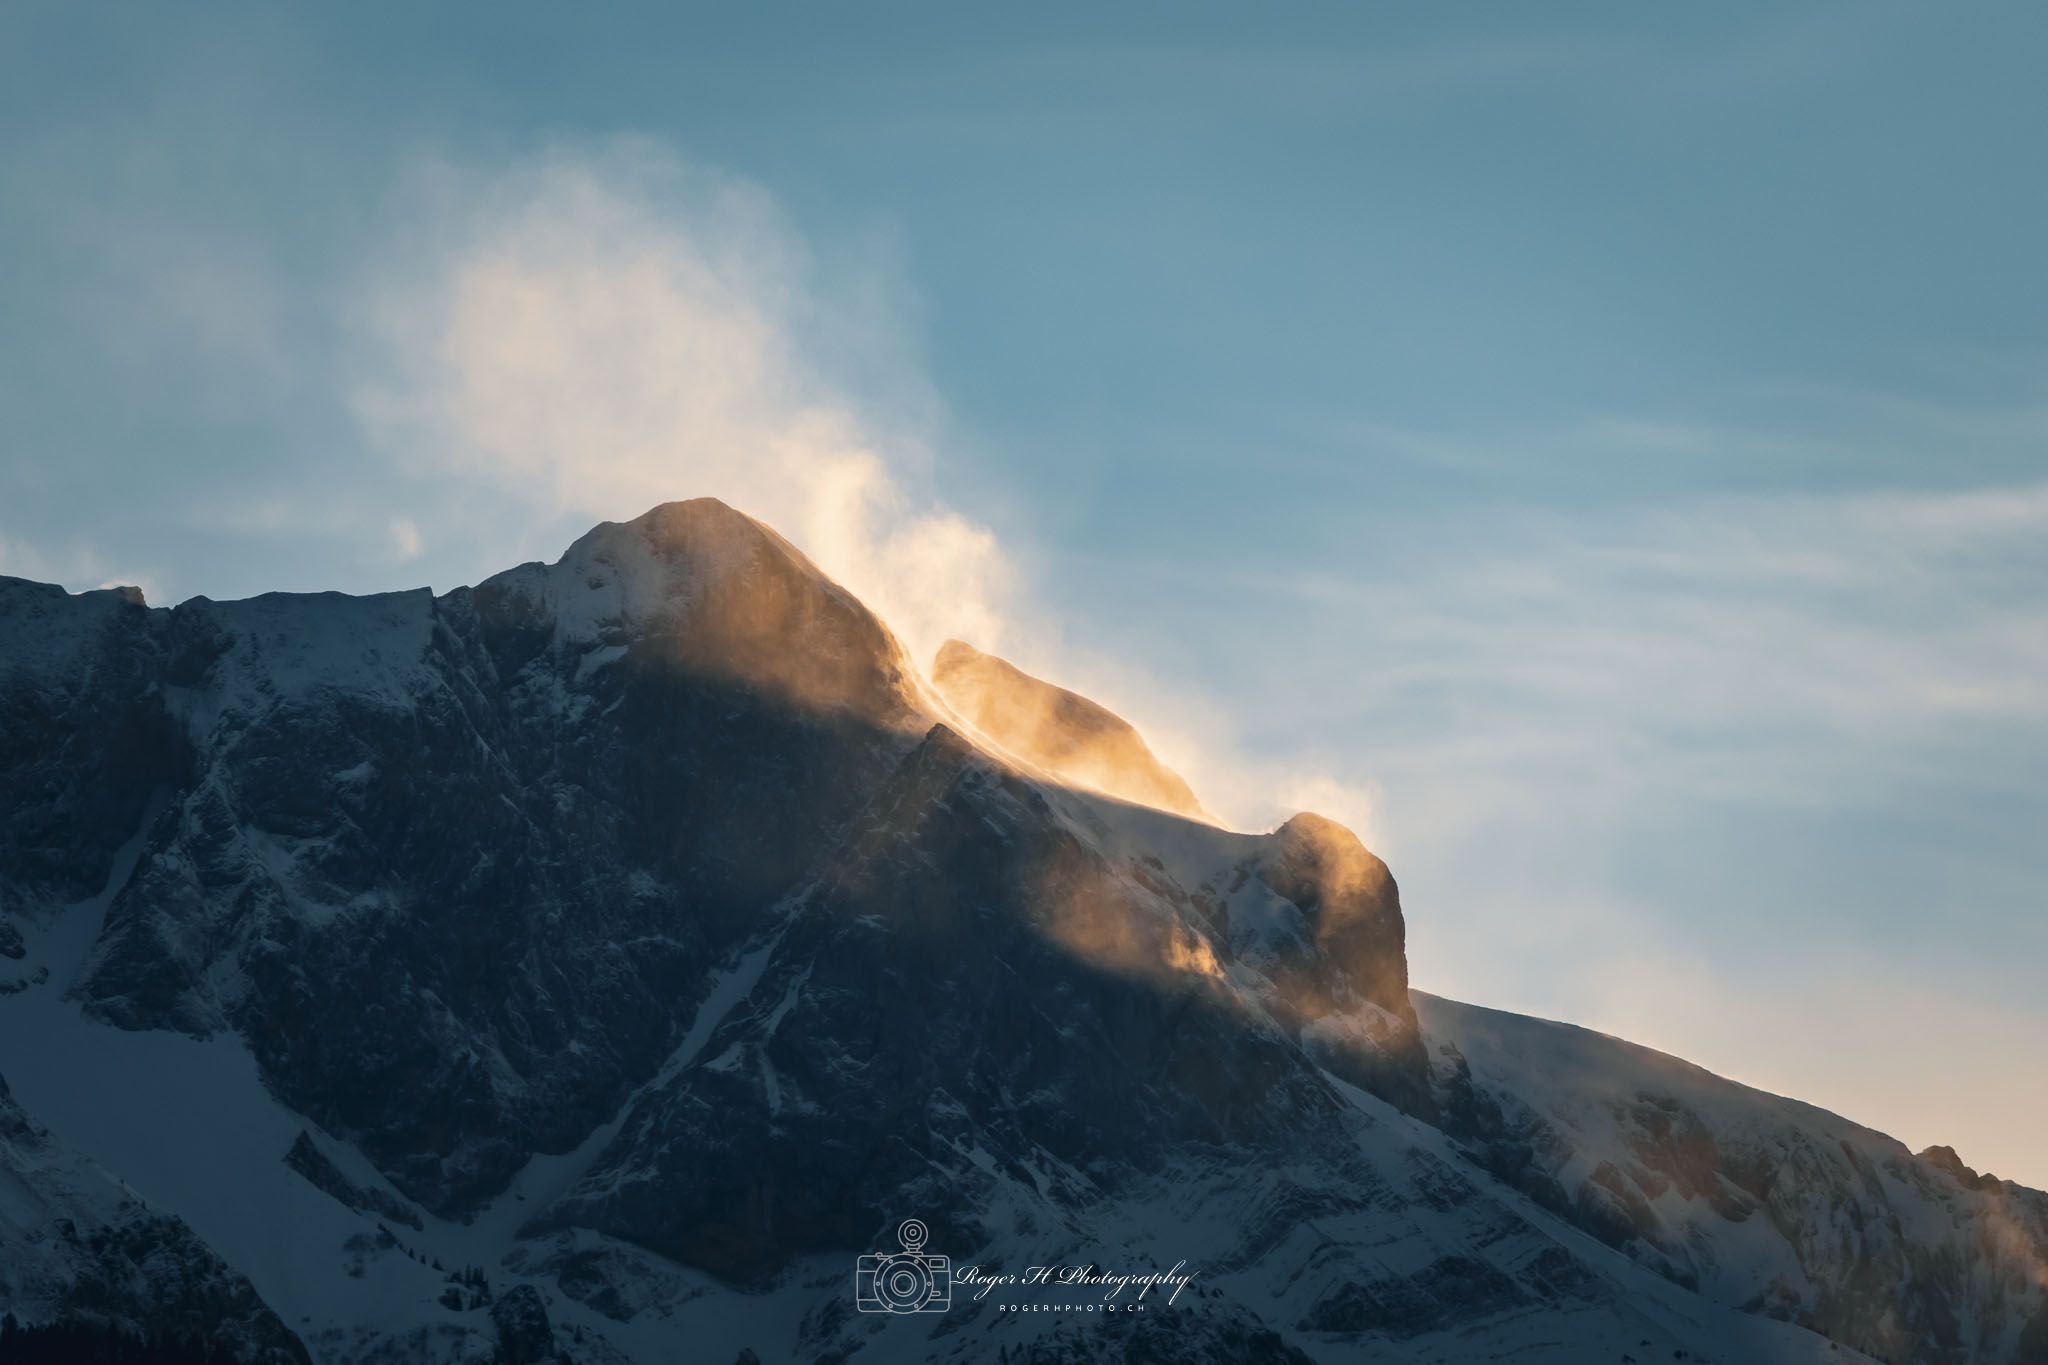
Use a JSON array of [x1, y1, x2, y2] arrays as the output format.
[[2, 499, 2043, 1365]]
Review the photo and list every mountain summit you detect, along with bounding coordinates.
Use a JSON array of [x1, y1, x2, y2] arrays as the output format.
[[480, 499, 929, 729], [2, 501, 2044, 1365]]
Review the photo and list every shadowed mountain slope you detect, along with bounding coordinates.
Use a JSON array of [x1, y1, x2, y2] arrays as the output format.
[[0, 499, 2040, 1365]]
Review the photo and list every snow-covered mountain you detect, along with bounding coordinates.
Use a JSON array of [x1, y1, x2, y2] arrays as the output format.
[[0, 1071, 308, 1364], [1, 499, 2041, 1364]]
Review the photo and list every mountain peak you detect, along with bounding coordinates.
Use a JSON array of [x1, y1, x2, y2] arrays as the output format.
[[621, 497, 788, 565], [928, 639, 1209, 820], [554, 498, 828, 604], [8, 497, 2045, 1364], [471, 500, 927, 730]]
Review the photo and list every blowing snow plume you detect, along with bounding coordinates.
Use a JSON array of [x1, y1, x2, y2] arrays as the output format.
[[353, 140, 1012, 669], [930, 639, 1211, 821], [349, 140, 1382, 841]]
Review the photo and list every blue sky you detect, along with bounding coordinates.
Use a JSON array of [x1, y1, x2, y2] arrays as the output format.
[[3, 3, 2044, 1183]]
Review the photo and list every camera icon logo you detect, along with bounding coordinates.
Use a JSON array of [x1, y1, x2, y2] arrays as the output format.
[[855, 1218, 951, 1314]]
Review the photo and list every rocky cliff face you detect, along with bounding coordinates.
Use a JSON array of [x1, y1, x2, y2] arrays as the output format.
[[0, 581, 187, 919], [11, 502, 938, 1218], [526, 722, 1370, 1282], [0, 499, 2040, 1365]]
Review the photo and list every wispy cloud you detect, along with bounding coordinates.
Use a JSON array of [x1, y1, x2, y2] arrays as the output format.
[[1242, 476, 2048, 784], [1192, 470, 2048, 1182]]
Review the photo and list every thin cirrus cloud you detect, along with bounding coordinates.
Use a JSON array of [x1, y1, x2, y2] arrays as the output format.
[[1238, 471, 2048, 947], [1193, 472, 2048, 1182], [1241, 474, 2048, 776]]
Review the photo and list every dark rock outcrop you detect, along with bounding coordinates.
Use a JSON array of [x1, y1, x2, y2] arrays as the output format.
[[489, 1283, 553, 1365], [0, 580, 189, 920]]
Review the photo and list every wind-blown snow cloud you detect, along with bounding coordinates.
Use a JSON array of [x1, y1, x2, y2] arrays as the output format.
[[350, 141, 1379, 840], [354, 142, 1014, 670]]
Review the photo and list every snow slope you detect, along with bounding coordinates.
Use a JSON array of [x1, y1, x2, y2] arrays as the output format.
[[1419, 993, 2048, 1364]]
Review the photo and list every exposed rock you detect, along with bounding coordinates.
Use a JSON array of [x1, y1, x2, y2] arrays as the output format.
[[1257, 813, 1409, 1016], [44, 500, 934, 1215], [528, 722, 1366, 1281], [1250, 811, 1434, 1118], [1917, 1143, 2007, 1194], [0, 578, 190, 920], [489, 1283, 552, 1365]]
